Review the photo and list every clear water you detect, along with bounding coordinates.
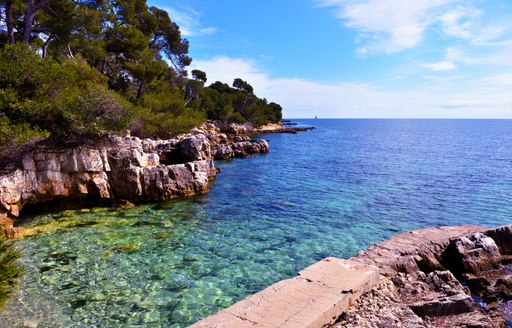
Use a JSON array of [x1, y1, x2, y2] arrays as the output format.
[[2, 119, 512, 327]]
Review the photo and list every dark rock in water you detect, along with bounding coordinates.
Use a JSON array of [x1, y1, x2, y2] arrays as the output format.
[[116, 200, 135, 209], [114, 243, 140, 253], [39, 266, 53, 273], [68, 299, 87, 309], [488, 275, 512, 301], [132, 221, 154, 227], [153, 231, 171, 239], [464, 274, 492, 294]]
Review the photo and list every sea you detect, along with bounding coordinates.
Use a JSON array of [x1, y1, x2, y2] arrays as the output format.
[[1, 119, 512, 327]]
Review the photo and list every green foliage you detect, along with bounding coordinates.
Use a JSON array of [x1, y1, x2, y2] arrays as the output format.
[[0, 44, 132, 143], [0, 240, 24, 310], [191, 69, 207, 83], [0, 114, 49, 156], [229, 112, 246, 124], [202, 79, 282, 126], [0, 0, 282, 152], [132, 106, 205, 139], [53, 83, 133, 138], [130, 78, 206, 138]]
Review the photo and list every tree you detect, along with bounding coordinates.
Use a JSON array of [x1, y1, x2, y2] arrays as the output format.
[[148, 6, 191, 74], [4, 0, 15, 43], [22, 0, 49, 42], [191, 69, 207, 83], [233, 78, 253, 94]]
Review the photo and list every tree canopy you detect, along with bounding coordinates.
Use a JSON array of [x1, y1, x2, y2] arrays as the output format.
[[0, 0, 282, 151]]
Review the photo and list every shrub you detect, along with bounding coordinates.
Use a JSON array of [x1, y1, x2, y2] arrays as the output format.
[[0, 44, 133, 143], [0, 240, 24, 310], [131, 106, 205, 139]]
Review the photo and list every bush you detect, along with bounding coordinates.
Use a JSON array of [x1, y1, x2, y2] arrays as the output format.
[[229, 112, 246, 124], [0, 44, 132, 143], [0, 115, 49, 150], [53, 83, 133, 138], [0, 240, 24, 310], [131, 106, 205, 138]]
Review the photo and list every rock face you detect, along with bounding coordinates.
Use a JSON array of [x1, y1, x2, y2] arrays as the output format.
[[198, 121, 271, 160], [0, 135, 216, 231], [443, 233, 502, 275]]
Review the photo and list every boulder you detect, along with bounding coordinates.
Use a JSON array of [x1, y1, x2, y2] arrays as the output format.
[[442, 233, 502, 275], [485, 225, 512, 255]]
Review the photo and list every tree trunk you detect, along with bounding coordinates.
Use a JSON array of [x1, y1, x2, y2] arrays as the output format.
[[22, 0, 48, 43], [136, 80, 144, 100], [5, 0, 15, 43], [42, 34, 53, 57]]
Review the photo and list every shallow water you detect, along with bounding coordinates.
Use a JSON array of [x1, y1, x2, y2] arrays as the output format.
[[2, 119, 512, 327]]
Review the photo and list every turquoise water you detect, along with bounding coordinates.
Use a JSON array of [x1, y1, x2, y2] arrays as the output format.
[[3, 119, 512, 327]]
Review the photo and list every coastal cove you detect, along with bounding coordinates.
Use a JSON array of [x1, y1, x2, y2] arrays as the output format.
[[2, 119, 512, 327]]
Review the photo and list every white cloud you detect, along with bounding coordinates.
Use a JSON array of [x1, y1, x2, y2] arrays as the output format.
[[317, 0, 507, 56], [192, 56, 512, 118], [163, 6, 217, 37], [317, 0, 458, 54], [422, 47, 469, 71], [424, 60, 456, 71], [439, 6, 482, 39]]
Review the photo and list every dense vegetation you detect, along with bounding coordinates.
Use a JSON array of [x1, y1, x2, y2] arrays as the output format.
[[0, 0, 282, 154]]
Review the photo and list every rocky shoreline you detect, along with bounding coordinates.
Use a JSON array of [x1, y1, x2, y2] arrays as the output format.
[[0, 121, 312, 237], [333, 224, 512, 327], [193, 224, 512, 327]]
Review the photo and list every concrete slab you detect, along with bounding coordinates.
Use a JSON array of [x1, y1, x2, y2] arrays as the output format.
[[190, 257, 378, 328]]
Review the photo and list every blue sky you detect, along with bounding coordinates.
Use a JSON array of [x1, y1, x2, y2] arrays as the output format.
[[149, 0, 512, 118]]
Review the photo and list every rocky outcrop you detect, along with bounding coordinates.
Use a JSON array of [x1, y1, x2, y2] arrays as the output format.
[[0, 134, 216, 235], [333, 224, 512, 327], [197, 120, 313, 160], [196, 122, 270, 160]]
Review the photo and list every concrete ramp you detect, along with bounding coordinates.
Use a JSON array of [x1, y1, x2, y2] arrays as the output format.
[[190, 257, 379, 328]]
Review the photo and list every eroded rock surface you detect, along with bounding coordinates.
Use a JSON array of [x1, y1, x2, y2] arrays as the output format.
[[331, 225, 512, 328], [0, 135, 216, 231]]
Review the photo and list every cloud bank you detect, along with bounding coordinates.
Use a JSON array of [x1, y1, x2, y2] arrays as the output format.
[[191, 56, 512, 118]]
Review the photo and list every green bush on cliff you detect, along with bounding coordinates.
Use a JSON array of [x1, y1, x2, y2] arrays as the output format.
[[0, 44, 133, 143], [0, 240, 24, 310]]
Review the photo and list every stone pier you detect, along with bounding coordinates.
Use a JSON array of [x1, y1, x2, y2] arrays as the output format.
[[191, 257, 379, 328]]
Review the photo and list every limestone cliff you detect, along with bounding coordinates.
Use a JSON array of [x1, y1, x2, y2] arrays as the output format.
[[0, 122, 280, 235]]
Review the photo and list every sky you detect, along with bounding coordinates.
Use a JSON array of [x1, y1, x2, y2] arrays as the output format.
[[148, 0, 512, 118]]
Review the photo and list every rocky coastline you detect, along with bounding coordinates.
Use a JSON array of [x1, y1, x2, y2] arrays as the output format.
[[0, 121, 311, 238], [193, 224, 512, 327], [332, 224, 512, 327]]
